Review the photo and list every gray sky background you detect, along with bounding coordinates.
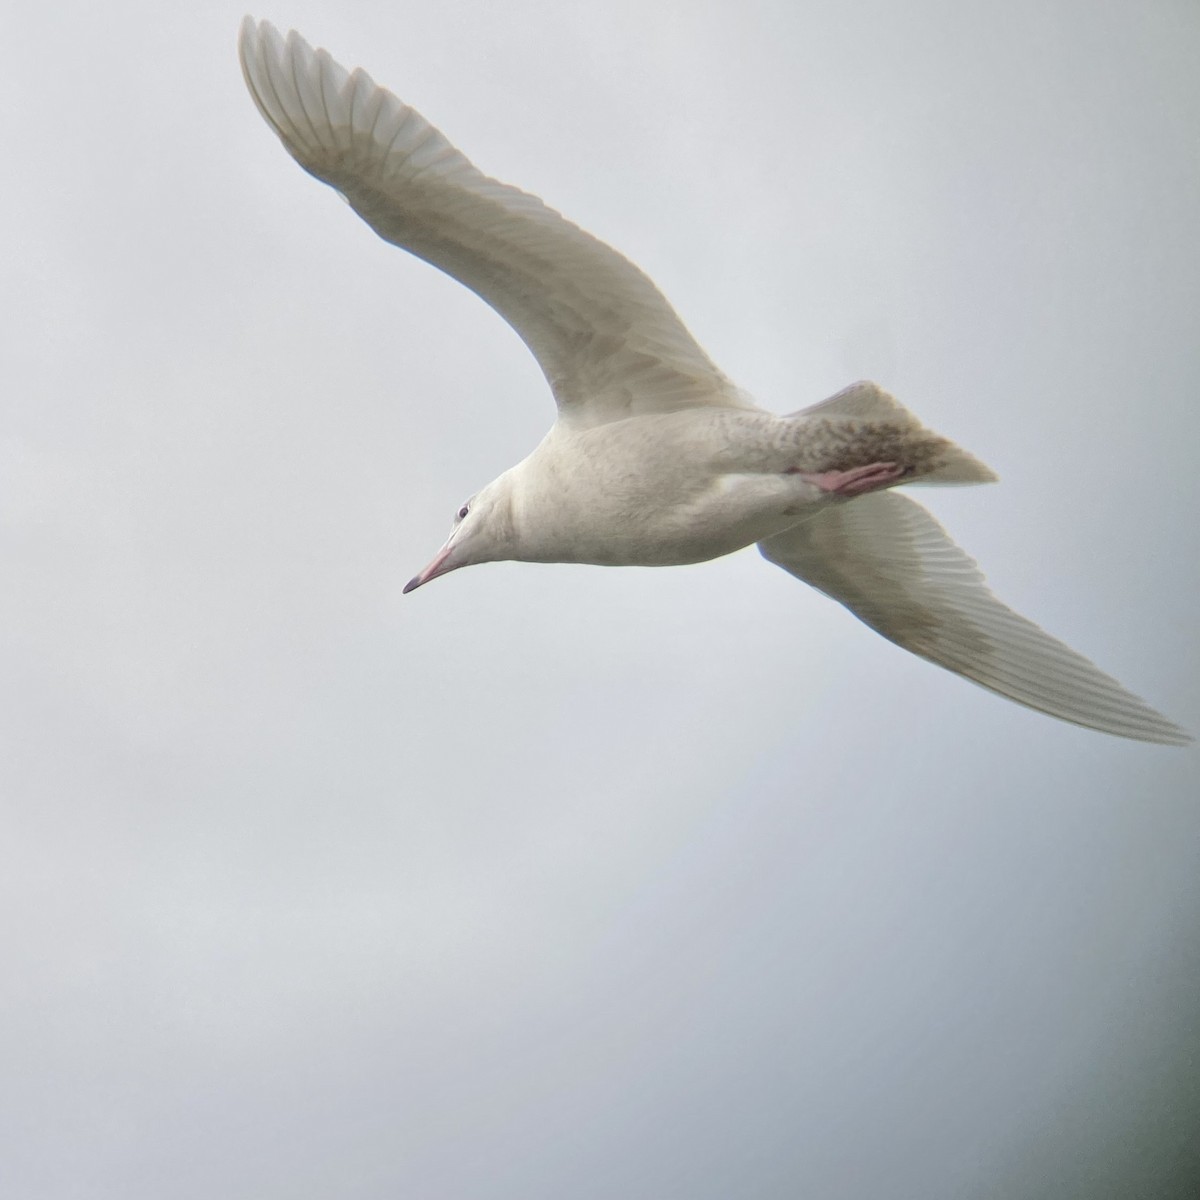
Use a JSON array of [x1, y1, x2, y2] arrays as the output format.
[[3, 1, 1199, 1196]]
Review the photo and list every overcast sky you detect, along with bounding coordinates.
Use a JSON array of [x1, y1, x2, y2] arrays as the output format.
[[3, 1, 1199, 1197]]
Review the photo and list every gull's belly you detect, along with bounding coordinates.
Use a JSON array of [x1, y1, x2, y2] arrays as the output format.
[[509, 411, 833, 567], [522, 468, 823, 567]]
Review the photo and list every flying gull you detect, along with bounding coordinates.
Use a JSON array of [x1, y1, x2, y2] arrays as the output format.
[[238, 18, 1189, 745]]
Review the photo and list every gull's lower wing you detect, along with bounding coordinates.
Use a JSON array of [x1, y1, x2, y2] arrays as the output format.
[[238, 19, 752, 427], [758, 492, 1190, 744]]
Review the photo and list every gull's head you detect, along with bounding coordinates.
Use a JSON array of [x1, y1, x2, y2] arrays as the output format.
[[402, 476, 517, 594]]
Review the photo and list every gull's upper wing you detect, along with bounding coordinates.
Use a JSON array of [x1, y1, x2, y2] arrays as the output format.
[[238, 19, 753, 428], [759, 492, 1190, 744]]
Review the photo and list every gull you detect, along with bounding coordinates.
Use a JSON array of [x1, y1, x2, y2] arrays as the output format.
[[237, 18, 1189, 745]]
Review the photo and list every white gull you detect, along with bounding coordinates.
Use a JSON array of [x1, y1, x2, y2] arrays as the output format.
[[237, 18, 1189, 745]]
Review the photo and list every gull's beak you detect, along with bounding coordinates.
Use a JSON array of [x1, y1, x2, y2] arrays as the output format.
[[402, 540, 461, 594]]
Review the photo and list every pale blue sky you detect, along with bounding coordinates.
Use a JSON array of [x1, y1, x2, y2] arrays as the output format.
[[2, 1, 1198, 1196]]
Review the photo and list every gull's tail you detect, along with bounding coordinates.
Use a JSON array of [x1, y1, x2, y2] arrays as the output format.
[[793, 380, 998, 485]]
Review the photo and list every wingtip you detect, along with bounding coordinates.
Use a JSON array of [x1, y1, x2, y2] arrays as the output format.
[[1146, 721, 1194, 748], [1110, 717, 1193, 748], [237, 15, 255, 64], [237, 17, 292, 81], [237, 14, 269, 56]]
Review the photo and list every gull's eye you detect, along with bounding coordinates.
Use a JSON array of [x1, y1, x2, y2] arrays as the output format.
[[457, 503, 470, 521]]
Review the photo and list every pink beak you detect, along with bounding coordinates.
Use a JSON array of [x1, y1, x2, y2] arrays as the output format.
[[402, 542, 459, 594]]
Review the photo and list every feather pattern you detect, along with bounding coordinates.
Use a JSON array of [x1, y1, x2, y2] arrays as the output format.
[[237, 18, 752, 427], [759, 492, 1190, 744]]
